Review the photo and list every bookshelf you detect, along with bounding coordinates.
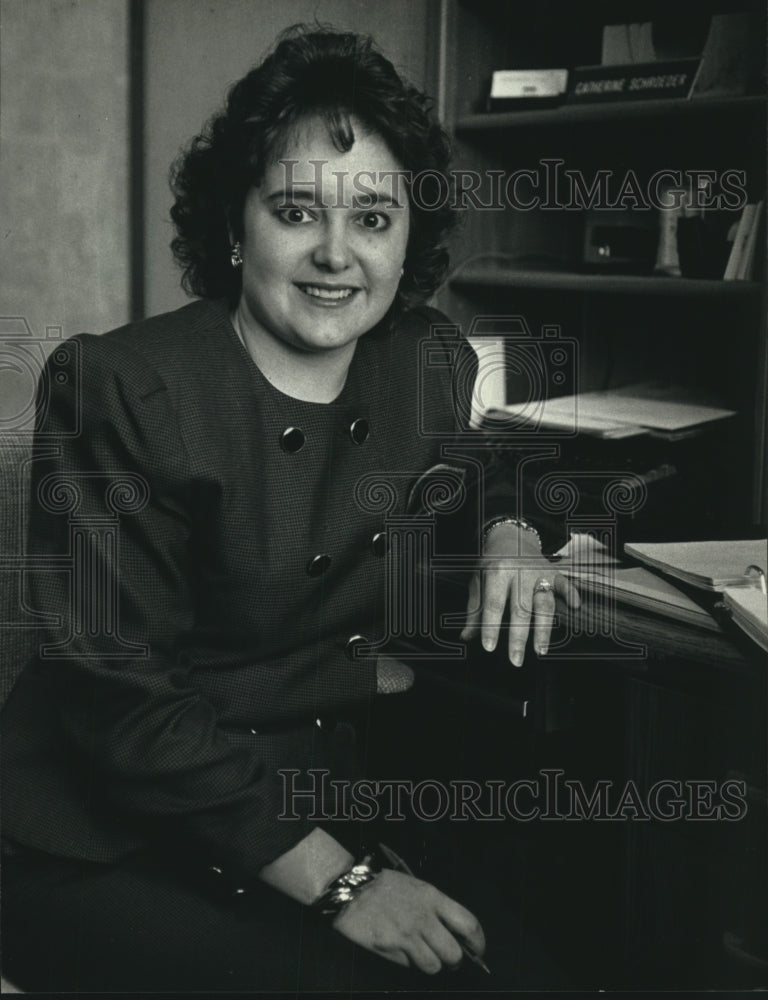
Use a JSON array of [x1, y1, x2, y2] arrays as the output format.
[[455, 94, 766, 133], [450, 267, 763, 298], [434, 2, 768, 984], [435, 0, 768, 532]]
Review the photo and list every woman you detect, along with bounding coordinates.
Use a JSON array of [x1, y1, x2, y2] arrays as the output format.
[[1, 26, 578, 992]]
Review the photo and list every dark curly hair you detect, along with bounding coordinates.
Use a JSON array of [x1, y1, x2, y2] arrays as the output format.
[[169, 24, 456, 317]]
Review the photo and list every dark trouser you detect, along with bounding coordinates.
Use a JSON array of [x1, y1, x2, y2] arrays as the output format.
[[2, 685, 570, 992], [2, 836, 566, 993], [1, 840, 414, 992]]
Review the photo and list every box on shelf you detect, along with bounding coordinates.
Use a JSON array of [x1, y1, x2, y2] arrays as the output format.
[[487, 68, 568, 111]]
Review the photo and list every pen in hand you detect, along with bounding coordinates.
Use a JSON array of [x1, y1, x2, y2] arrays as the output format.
[[378, 841, 491, 975]]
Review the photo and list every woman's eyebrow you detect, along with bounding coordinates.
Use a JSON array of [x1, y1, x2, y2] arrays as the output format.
[[353, 191, 404, 209], [266, 186, 321, 204], [266, 186, 405, 209]]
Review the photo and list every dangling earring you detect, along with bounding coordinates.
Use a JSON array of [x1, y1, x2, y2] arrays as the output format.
[[230, 242, 243, 268]]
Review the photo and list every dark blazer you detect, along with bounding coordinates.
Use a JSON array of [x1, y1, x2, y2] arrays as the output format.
[[2, 298, 529, 885]]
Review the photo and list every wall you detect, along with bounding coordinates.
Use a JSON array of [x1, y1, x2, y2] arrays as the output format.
[[143, 0, 436, 317], [0, 0, 436, 430], [0, 0, 130, 340], [0, 0, 130, 427]]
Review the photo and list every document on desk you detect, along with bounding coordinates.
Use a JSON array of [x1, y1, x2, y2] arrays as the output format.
[[564, 391, 736, 431], [624, 539, 768, 592], [722, 586, 768, 652], [554, 533, 721, 631], [494, 388, 735, 439], [486, 402, 646, 438], [559, 564, 722, 632]]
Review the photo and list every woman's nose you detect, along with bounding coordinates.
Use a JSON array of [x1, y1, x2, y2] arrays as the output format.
[[312, 217, 351, 271]]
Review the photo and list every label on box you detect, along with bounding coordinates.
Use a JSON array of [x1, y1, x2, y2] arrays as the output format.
[[490, 69, 568, 99]]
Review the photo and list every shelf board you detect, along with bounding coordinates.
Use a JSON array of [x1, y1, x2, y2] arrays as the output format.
[[449, 267, 763, 296], [455, 95, 767, 133]]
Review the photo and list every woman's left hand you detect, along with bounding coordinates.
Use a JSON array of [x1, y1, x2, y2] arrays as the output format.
[[460, 522, 580, 666]]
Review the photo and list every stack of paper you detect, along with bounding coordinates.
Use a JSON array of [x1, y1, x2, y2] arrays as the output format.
[[560, 565, 721, 632], [554, 532, 720, 631], [722, 586, 768, 652], [624, 539, 768, 592], [493, 389, 735, 440]]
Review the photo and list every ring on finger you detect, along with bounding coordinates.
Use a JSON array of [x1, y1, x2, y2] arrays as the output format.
[[533, 578, 554, 595]]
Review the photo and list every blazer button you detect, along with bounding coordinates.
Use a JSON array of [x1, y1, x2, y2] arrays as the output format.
[[349, 418, 369, 445], [306, 554, 331, 577], [249, 727, 259, 735], [280, 426, 305, 453], [371, 531, 388, 557], [345, 634, 369, 660]]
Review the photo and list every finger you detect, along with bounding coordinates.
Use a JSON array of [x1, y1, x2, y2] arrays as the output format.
[[378, 946, 410, 969], [507, 572, 533, 667], [460, 573, 481, 640], [405, 936, 443, 975], [532, 586, 557, 657], [435, 898, 486, 957], [480, 569, 510, 652], [421, 921, 464, 970], [556, 572, 581, 609]]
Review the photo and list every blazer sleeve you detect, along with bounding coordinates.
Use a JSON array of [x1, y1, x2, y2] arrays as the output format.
[[28, 333, 317, 881]]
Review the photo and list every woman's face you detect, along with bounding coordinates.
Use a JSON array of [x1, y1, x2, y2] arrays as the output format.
[[237, 115, 410, 354]]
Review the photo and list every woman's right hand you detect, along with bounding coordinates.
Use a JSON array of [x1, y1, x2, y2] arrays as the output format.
[[332, 868, 485, 974]]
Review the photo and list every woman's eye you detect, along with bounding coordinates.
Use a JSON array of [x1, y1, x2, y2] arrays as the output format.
[[356, 212, 390, 231], [277, 206, 315, 225]]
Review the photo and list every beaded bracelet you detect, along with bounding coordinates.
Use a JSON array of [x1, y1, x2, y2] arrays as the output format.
[[482, 515, 542, 549], [312, 853, 380, 918]]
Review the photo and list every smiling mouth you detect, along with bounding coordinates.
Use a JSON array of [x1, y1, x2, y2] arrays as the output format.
[[295, 283, 360, 303]]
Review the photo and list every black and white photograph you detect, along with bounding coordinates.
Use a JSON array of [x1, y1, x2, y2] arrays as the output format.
[[1, 0, 766, 993]]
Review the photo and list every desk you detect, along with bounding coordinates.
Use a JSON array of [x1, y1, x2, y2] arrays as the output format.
[[384, 584, 767, 988]]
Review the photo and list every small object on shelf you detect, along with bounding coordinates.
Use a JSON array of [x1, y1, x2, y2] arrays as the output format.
[[602, 16, 710, 67], [566, 59, 699, 104], [487, 69, 568, 111], [689, 13, 751, 99], [736, 200, 764, 281], [584, 210, 657, 274], [676, 214, 733, 279], [723, 202, 761, 280], [601, 22, 656, 66]]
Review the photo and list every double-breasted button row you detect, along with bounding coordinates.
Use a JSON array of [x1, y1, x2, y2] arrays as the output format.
[[208, 865, 247, 897], [371, 531, 388, 557], [306, 553, 331, 577], [304, 533, 386, 577], [280, 426, 305, 453], [345, 634, 369, 660], [349, 418, 369, 444], [280, 419, 369, 453]]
